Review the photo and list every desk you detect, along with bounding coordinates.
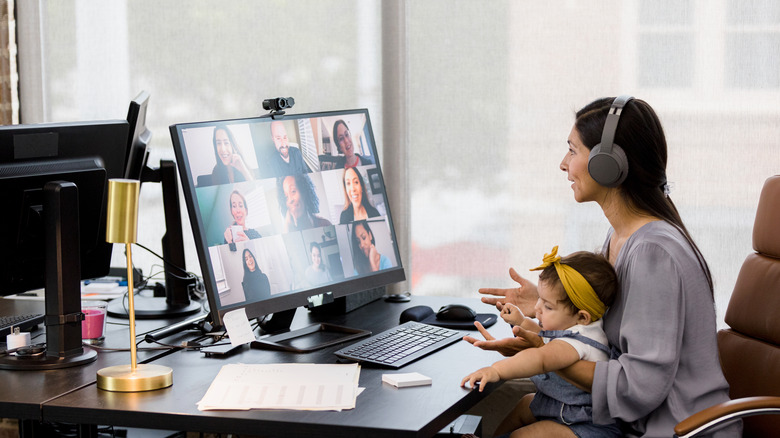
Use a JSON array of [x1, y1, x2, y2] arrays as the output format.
[[0, 297, 205, 435], [40, 296, 512, 437]]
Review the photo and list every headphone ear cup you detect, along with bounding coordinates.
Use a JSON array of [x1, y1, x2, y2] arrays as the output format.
[[588, 143, 629, 188]]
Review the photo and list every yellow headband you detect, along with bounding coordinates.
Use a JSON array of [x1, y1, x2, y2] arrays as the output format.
[[530, 246, 606, 321]]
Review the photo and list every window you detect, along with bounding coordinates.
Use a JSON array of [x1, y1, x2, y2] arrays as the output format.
[[16, 0, 780, 328]]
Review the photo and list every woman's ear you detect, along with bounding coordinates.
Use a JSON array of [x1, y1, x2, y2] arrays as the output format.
[[576, 310, 592, 325]]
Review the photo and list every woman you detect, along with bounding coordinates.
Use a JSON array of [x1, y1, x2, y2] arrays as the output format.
[[241, 248, 270, 302], [210, 124, 253, 184], [223, 190, 261, 249], [351, 220, 391, 275], [339, 167, 380, 224], [471, 97, 739, 437], [277, 174, 332, 232], [304, 242, 332, 285], [332, 119, 374, 168]]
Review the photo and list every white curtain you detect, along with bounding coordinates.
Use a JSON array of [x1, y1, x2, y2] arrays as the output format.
[[18, 0, 780, 327]]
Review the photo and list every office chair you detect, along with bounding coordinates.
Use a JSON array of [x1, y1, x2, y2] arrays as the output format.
[[674, 175, 780, 438]]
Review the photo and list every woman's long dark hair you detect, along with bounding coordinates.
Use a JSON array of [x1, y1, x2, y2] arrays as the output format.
[[350, 220, 374, 275], [575, 97, 713, 294], [242, 248, 259, 275], [276, 173, 321, 216]]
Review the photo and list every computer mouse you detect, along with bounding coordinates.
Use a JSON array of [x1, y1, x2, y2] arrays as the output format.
[[435, 304, 477, 322]]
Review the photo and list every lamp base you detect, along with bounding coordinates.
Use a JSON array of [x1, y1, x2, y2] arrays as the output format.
[[97, 363, 173, 392]]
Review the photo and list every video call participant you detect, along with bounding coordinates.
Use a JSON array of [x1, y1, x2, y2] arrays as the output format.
[[332, 119, 374, 169], [304, 242, 332, 286], [241, 248, 271, 302], [339, 167, 380, 224], [210, 124, 254, 185], [351, 220, 390, 275], [267, 120, 310, 177], [470, 96, 739, 437], [277, 174, 332, 232], [223, 190, 261, 251]]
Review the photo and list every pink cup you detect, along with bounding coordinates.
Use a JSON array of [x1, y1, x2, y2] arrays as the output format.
[[82, 301, 108, 344]]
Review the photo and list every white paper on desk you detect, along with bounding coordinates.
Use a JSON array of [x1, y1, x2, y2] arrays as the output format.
[[222, 308, 257, 347], [197, 363, 361, 411]]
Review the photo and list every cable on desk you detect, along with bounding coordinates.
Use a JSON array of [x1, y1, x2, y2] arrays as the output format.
[[83, 342, 173, 353]]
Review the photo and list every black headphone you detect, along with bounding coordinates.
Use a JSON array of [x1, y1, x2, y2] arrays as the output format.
[[588, 95, 634, 187]]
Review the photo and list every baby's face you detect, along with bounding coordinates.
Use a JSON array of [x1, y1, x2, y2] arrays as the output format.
[[534, 280, 581, 331]]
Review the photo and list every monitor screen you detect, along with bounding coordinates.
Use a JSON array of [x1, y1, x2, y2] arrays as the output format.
[[170, 109, 405, 328], [0, 120, 129, 296]]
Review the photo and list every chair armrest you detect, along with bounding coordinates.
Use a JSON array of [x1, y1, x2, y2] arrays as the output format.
[[674, 396, 780, 438]]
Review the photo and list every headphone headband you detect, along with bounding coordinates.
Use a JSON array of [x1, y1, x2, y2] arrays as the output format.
[[598, 95, 634, 155]]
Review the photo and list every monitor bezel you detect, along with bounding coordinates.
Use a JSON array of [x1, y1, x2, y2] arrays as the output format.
[[170, 108, 405, 328]]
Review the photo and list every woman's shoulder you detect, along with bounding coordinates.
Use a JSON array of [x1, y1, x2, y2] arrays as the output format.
[[339, 207, 352, 224], [357, 154, 374, 165], [313, 215, 332, 227], [366, 203, 380, 217], [622, 221, 702, 267]]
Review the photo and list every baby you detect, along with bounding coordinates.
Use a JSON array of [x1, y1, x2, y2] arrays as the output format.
[[461, 246, 622, 438]]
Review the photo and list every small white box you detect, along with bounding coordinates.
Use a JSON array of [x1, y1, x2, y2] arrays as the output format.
[[381, 372, 432, 388]]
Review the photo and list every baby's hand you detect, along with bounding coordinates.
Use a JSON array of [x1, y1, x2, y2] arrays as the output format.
[[500, 303, 525, 326], [461, 366, 500, 392]]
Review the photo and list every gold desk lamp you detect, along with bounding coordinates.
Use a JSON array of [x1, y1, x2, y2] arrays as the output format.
[[97, 179, 173, 391]]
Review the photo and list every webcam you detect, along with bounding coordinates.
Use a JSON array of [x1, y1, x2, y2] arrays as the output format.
[[262, 97, 295, 112]]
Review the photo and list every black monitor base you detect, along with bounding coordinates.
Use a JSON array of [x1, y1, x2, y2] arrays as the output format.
[[251, 323, 370, 353], [0, 181, 99, 371], [0, 346, 97, 370], [107, 294, 202, 319]]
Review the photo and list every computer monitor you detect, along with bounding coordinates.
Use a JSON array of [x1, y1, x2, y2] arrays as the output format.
[[107, 91, 202, 319], [0, 120, 129, 296], [124, 90, 151, 180], [169, 109, 405, 335], [0, 119, 128, 369]]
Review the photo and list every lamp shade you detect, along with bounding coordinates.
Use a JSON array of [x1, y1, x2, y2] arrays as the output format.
[[106, 179, 140, 244]]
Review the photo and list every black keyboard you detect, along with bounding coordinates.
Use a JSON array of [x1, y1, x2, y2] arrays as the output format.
[[334, 321, 462, 368], [0, 313, 45, 338]]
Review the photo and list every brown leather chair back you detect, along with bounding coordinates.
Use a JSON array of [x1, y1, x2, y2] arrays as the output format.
[[718, 175, 780, 437]]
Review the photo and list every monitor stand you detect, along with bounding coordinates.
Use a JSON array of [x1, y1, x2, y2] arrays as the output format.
[[0, 182, 97, 370], [249, 287, 385, 353], [107, 160, 201, 319]]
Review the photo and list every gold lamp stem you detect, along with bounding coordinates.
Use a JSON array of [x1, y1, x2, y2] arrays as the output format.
[[126, 243, 137, 371]]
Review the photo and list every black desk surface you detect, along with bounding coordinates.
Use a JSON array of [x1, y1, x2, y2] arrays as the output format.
[[41, 296, 512, 438], [0, 297, 207, 421]]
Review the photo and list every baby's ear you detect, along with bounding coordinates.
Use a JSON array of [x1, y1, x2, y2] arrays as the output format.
[[576, 310, 592, 325]]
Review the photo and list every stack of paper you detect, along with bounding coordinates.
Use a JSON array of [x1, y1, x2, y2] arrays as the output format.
[[197, 363, 361, 411], [382, 372, 432, 388]]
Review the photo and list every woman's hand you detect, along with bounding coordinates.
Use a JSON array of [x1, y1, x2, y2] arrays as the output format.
[[231, 154, 254, 182], [479, 268, 539, 317], [224, 227, 234, 244], [368, 244, 381, 271], [463, 321, 529, 357], [512, 325, 544, 349], [234, 230, 248, 242], [461, 366, 500, 392]]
